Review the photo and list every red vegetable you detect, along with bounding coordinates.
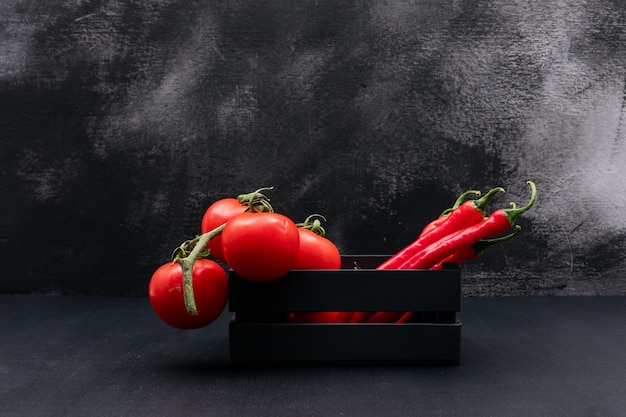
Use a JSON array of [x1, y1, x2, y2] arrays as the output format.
[[201, 198, 248, 262], [398, 181, 536, 270], [395, 311, 412, 324], [376, 186, 504, 270], [359, 187, 504, 324], [222, 211, 300, 282], [375, 182, 536, 324], [348, 313, 374, 323], [288, 215, 344, 323], [287, 311, 353, 324], [148, 259, 228, 329], [430, 225, 521, 270], [417, 190, 481, 239], [201, 189, 273, 262], [291, 215, 341, 270], [348, 190, 482, 324]]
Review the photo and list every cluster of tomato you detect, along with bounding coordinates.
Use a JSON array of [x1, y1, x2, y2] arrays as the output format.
[[148, 188, 342, 330]]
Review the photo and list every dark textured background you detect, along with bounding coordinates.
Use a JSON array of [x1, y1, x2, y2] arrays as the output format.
[[1, 0, 625, 296]]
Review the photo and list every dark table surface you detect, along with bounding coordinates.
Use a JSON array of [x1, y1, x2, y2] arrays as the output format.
[[1, 295, 625, 417]]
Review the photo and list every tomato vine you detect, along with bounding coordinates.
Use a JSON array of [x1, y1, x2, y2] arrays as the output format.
[[171, 187, 276, 315]]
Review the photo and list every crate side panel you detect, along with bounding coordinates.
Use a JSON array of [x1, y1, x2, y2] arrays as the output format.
[[229, 269, 461, 312], [229, 321, 461, 363]]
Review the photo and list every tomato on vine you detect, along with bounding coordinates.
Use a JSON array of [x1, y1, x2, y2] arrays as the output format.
[[292, 214, 341, 270], [200, 189, 273, 262], [288, 214, 344, 324], [201, 198, 247, 263], [148, 221, 228, 329], [222, 207, 300, 282], [149, 259, 228, 329]]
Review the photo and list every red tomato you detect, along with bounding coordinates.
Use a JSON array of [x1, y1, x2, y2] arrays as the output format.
[[201, 198, 248, 262], [148, 259, 228, 329], [287, 227, 343, 323], [291, 228, 341, 270], [221, 212, 300, 281]]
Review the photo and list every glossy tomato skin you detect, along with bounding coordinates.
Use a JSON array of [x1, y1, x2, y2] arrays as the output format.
[[148, 259, 228, 329], [291, 228, 341, 270], [221, 212, 300, 282], [201, 198, 248, 262], [288, 228, 343, 323]]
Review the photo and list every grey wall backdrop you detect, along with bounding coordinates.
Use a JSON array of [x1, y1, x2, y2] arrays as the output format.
[[2, 0, 625, 296]]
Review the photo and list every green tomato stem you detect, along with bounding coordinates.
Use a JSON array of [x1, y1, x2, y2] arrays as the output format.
[[237, 187, 275, 213], [296, 214, 327, 236], [177, 223, 225, 315]]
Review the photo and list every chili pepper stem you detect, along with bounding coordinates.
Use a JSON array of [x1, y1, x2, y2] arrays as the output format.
[[472, 225, 522, 255], [177, 223, 226, 315], [475, 186, 505, 210], [504, 181, 537, 223], [451, 190, 481, 210]]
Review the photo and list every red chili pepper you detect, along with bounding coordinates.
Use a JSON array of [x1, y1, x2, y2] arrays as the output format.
[[365, 311, 403, 323], [398, 181, 536, 271], [417, 190, 481, 239], [430, 225, 521, 270], [375, 186, 504, 270], [390, 181, 536, 325], [359, 188, 503, 324], [348, 311, 375, 323], [395, 311, 412, 324], [350, 189, 482, 323]]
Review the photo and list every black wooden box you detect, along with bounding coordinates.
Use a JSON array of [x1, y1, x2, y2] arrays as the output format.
[[228, 256, 462, 364]]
